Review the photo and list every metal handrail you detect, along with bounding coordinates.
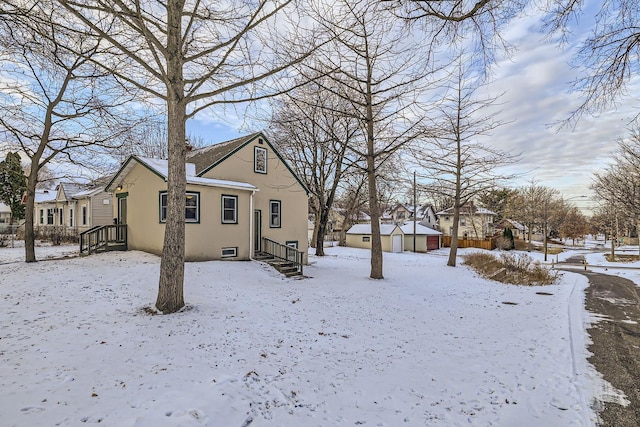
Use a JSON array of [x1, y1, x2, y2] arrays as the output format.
[[261, 237, 304, 276]]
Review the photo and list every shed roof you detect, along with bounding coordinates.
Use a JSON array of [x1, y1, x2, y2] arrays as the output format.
[[399, 223, 442, 235], [346, 223, 403, 236]]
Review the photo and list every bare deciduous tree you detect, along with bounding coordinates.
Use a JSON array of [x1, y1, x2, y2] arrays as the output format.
[[592, 129, 640, 254], [115, 118, 208, 164], [0, 2, 141, 262], [543, 0, 640, 123], [506, 180, 560, 259], [267, 74, 362, 255], [559, 205, 588, 246], [411, 57, 515, 266], [310, 0, 440, 279]]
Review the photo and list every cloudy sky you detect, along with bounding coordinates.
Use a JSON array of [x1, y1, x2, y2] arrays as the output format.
[[187, 4, 639, 213]]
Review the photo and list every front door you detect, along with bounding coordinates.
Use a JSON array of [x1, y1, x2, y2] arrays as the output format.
[[118, 197, 127, 224], [254, 209, 262, 252], [117, 197, 127, 242]]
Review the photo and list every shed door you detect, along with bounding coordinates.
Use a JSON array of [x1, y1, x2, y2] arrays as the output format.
[[392, 234, 402, 253], [427, 235, 439, 250]]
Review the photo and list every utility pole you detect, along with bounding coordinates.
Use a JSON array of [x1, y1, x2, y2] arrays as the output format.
[[413, 171, 417, 252], [543, 198, 548, 261]]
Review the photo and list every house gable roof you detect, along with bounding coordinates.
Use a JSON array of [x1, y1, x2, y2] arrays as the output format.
[[187, 132, 310, 195], [105, 155, 257, 193], [57, 183, 89, 201], [436, 201, 496, 216]]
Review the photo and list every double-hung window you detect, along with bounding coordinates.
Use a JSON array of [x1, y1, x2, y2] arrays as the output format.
[[185, 193, 198, 221], [160, 191, 200, 223], [269, 200, 281, 228], [222, 195, 238, 224]]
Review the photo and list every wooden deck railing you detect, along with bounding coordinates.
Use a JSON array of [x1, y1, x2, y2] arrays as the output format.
[[79, 224, 128, 255], [261, 237, 304, 276]]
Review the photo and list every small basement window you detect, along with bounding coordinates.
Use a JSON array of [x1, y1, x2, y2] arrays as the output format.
[[362, 236, 371, 242], [221, 247, 237, 258]]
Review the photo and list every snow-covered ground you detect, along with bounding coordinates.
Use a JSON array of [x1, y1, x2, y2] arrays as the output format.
[[1, 243, 635, 426]]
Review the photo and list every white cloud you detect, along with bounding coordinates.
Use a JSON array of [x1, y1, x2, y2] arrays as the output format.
[[476, 9, 639, 206]]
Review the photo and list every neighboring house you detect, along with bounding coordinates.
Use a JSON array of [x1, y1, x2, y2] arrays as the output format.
[[0, 202, 11, 224], [399, 222, 442, 252], [495, 218, 528, 240], [418, 204, 439, 229], [308, 219, 315, 245], [33, 183, 113, 235], [33, 189, 57, 230], [325, 207, 370, 233], [436, 201, 497, 239], [345, 223, 404, 253], [106, 132, 310, 262], [385, 203, 413, 224], [383, 203, 439, 229]]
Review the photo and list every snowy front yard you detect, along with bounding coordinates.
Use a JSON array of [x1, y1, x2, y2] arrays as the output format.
[[0, 245, 605, 426]]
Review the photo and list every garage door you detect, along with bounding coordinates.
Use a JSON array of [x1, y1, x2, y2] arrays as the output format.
[[427, 235, 439, 250]]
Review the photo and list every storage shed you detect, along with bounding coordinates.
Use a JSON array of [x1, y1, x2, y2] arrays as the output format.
[[345, 223, 404, 253]]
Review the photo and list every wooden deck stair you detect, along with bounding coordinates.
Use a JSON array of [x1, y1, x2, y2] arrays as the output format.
[[255, 251, 303, 278], [255, 238, 305, 278], [79, 225, 128, 255]]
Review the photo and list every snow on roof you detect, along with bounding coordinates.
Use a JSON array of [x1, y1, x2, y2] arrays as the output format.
[[503, 219, 526, 231], [71, 187, 105, 198], [399, 222, 442, 235], [186, 175, 256, 191], [346, 223, 401, 235], [436, 202, 497, 216], [58, 183, 88, 199], [34, 190, 55, 203], [110, 156, 256, 192]]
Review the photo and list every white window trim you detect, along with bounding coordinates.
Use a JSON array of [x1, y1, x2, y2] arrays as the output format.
[[269, 200, 281, 228], [221, 247, 238, 258], [254, 146, 267, 174]]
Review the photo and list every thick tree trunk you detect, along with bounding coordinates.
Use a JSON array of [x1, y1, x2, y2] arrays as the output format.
[[315, 204, 330, 256], [24, 177, 37, 263], [315, 220, 326, 256], [365, 64, 383, 279], [447, 134, 462, 267], [155, 3, 186, 314], [447, 202, 460, 267], [24, 131, 48, 262], [367, 151, 383, 279]]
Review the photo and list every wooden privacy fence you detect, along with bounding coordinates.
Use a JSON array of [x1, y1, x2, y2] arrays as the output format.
[[441, 236, 496, 250]]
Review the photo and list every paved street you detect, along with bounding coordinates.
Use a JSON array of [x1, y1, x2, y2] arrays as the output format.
[[559, 256, 640, 426]]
